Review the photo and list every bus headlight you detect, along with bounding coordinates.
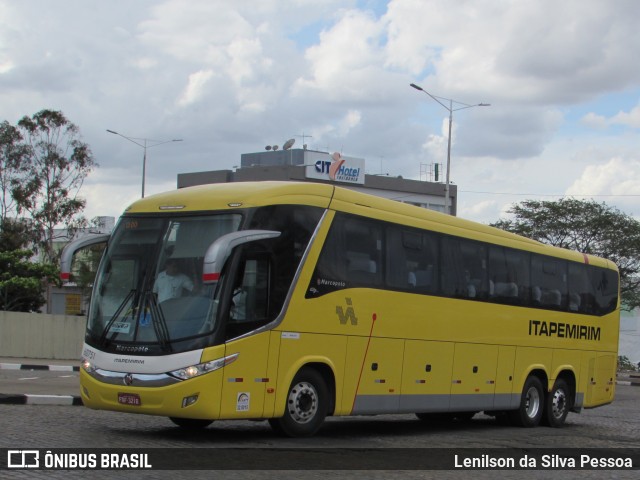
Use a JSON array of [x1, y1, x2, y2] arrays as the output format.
[[169, 353, 239, 380], [81, 358, 96, 373]]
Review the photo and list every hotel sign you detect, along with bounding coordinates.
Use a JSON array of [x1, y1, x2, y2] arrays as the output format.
[[305, 152, 365, 185]]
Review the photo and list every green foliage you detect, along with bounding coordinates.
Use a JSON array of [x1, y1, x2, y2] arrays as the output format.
[[0, 120, 30, 225], [1, 108, 97, 312], [0, 218, 31, 251], [72, 243, 106, 300], [0, 249, 58, 311], [491, 198, 640, 311], [13, 109, 97, 263], [618, 355, 638, 372]]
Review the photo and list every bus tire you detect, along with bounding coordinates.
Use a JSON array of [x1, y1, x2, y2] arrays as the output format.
[[169, 417, 214, 429], [269, 368, 328, 437], [509, 376, 544, 427], [543, 378, 571, 427]]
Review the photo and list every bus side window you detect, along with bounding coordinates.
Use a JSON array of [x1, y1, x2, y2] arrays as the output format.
[[386, 227, 437, 293], [589, 266, 618, 315], [441, 237, 487, 299], [226, 256, 271, 339], [531, 256, 567, 309], [308, 213, 383, 296], [344, 217, 383, 287], [488, 247, 529, 305], [568, 263, 589, 313]]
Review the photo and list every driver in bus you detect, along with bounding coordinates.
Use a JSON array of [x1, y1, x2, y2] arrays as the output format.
[[153, 258, 194, 302]]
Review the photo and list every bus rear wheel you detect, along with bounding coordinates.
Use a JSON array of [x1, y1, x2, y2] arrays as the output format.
[[169, 417, 214, 429], [509, 376, 544, 427], [269, 368, 329, 437], [543, 378, 571, 427]]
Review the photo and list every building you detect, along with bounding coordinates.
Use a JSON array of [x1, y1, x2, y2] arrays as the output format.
[[177, 148, 457, 215]]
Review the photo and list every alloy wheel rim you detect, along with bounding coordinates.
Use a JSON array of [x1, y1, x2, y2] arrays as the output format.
[[551, 389, 567, 419], [525, 386, 541, 418], [287, 381, 318, 424]]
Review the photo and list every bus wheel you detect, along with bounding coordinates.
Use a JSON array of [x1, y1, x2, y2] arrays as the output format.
[[543, 378, 571, 427], [509, 376, 544, 427], [269, 368, 329, 437], [169, 417, 214, 429]]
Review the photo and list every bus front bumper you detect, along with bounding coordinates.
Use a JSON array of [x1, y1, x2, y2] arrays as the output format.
[[79, 368, 222, 420]]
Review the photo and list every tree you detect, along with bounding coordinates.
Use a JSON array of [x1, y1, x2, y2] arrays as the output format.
[[0, 120, 30, 227], [0, 249, 58, 312], [0, 217, 31, 251], [491, 198, 640, 311], [13, 110, 97, 263]]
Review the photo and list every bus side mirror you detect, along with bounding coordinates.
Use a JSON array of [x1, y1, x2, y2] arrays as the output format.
[[202, 230, 281, 285], [59, 234, 111, 283]]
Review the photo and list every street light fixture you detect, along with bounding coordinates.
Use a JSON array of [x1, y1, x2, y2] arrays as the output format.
[[106, 129, 183, 198], [410, 83, 490, 215]]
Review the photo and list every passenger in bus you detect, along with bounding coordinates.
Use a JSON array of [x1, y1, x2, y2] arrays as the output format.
[[408, 266, 434, 291], [153, 258, 194, 302], [569, 292, 581, 311], [464, 270, 477, 298], [532, 286, 562, 307], [490, 279, 518, 298]]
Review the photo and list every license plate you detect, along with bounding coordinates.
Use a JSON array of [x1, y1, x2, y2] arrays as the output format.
[[118, 393, 142, 406]]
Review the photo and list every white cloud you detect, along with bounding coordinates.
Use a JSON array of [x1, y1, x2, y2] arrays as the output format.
[[609, 104, 640, 129], [385, 0, 640, 103], [339, 110, 362, 135], [2, 0, 640, 225], [580, 112, 608, 130], [177, 70, 215, 107], [566, 157, 640, 197], [294, 9, 388, 101], [582, 102, 640, 130]]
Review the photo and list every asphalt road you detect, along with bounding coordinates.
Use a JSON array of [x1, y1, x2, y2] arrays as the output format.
[[0, 367, 79, 396]]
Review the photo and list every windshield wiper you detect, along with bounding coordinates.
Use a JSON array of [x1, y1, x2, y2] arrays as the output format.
[[147, 292, 172, 353], [99, 289, 135, 348]]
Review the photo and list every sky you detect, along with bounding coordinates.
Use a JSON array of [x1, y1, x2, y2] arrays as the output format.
[[1, 0, 640, 225]]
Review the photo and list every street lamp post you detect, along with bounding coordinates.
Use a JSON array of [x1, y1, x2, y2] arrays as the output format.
[[106, 129, 183, 198], [409, 83, 489, 215]]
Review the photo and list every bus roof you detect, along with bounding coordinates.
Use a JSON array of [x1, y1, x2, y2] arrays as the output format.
[[124, 181, 616, 270], [125, 181, 335, 213]]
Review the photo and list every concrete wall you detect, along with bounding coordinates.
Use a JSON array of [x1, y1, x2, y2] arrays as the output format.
[[0, 311, 85, 360]]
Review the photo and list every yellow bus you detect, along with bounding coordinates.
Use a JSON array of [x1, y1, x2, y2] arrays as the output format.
[[61, 181, 620, 437]]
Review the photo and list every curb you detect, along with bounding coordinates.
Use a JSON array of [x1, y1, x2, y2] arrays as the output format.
[[0, 393, 83, 406], [0, 362, 82, 405], [0, 362, 79, 372], [616, 380, 640, 387]]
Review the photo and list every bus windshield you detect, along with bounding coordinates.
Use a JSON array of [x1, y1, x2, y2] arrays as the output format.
[[86, 205, 324, 356], [87, 214, 242, 354]]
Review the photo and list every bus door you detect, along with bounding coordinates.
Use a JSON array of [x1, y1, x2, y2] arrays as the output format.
[[219, 255, 273, 419]]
